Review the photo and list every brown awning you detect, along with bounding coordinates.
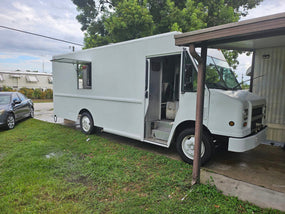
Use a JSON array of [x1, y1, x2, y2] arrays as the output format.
[[175, 12, 285, 51]]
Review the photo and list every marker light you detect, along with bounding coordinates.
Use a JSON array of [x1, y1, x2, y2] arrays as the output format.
[[229, 121, 235, 126]]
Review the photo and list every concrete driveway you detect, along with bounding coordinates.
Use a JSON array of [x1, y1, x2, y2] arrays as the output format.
[[34, 102, 285, 211], [34, 102, 63, 124]]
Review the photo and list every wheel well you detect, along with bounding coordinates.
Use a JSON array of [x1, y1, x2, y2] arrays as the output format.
[[171, 120, 212, 145], [79, 108, 90, 115], [78, 109, 93, 120], [8, 111, 15, 118]]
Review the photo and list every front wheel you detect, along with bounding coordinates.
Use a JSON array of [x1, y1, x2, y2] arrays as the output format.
[[6, 114, 15, 129], [29, 107, 34, 118], [176, 128, 213, 165], [80, 112, 95, 135]]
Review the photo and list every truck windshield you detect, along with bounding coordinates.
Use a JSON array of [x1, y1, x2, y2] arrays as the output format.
[[206, 56, 241, 90]]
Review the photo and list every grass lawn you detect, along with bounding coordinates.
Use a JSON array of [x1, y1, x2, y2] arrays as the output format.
[[0, 119, 282, 213]]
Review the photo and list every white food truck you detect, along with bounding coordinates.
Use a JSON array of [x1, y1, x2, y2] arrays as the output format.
[[52, 32, 266, 164]]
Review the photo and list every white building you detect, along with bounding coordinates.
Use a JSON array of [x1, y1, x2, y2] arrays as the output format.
[[0, 71, 53, 91]]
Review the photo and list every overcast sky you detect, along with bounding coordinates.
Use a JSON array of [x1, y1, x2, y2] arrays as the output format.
[[0, 0, 284, 81]]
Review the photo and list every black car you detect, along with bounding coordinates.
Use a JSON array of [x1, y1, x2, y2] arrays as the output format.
[[0, 92, 34, 129]]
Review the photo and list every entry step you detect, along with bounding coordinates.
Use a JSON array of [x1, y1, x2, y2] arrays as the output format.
[[145, 137, 168, 145], [152, 129, 170, 141], [152, 120, 173, 130], [151, 120, 173, 141]]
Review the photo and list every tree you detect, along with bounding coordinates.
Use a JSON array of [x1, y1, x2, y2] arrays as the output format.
[[72, 0, 263, 67], [105, 0, 154, 42]]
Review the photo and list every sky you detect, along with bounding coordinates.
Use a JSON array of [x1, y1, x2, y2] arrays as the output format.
[[0, 0, 284, 81]]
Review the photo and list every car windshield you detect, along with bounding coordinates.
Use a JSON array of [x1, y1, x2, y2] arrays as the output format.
[[0, 94, 11, 105], [206, 56, 241, 90]]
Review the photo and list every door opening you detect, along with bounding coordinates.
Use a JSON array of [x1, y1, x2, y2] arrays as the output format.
[[144, 54, 181, 144]]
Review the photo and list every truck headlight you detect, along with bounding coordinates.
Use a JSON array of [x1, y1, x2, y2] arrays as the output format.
[[243, 109, 248, 121], [242, 109, 248, 127]]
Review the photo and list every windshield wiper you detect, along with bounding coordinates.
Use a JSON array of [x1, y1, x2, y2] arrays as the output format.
[[232, 82, 242, 90]]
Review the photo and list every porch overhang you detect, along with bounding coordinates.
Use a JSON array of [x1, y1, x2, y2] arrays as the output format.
[[175, 12, 285, 51], [174, 12, 285, 186]]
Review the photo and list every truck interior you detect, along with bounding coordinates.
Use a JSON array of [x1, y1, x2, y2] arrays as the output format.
[[144, 53, 181, 144]]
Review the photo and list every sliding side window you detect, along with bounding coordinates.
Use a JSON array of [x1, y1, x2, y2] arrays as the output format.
[[181, 50, 197, 92], [77, 63, 92, 89]]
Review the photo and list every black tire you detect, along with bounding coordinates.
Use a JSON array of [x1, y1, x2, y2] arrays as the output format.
[[80, 112, 95, 135], [30, 107, 34, 118], [176, 128, 213, 165], [6, 113, 15, 130]]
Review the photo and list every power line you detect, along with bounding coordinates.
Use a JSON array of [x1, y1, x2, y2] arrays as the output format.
[[0, 25, 84, 46]]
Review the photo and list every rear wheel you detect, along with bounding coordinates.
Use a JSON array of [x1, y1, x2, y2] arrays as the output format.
[[80, 112, 95, 135], [6, 114, 15, 129], [176, 128, 213, 165]]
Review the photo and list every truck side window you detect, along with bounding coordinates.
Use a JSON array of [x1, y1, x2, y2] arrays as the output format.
[[206, 56, 221, 87], [77, 63, 92, 89], [182, 50, 197, 92]]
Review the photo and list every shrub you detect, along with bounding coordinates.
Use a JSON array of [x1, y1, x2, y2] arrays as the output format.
[[45, 89, 53, 99], [1, 86, 53, 100], [32, 88, 42, 99], [0, 86, 14, 92], [19, 88, 53, 100]]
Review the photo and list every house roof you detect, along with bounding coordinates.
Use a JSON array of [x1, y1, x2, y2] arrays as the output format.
[[175, 12, 285, 51], [0, 70, 52, 76]]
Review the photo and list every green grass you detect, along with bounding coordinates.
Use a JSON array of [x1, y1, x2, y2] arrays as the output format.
[[0, 119, 282, 213]]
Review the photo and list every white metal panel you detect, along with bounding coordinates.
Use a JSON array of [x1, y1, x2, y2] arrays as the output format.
[[253, 47, 285, 143], [53, 32, 183, 140]]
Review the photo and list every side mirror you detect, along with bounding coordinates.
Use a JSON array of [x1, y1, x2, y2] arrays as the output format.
[[13, 99, 21, 105]]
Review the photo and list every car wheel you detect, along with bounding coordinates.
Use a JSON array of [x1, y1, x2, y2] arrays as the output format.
[[176, 128, 213, 165], [80, 112, 95, 135], [6, 114, 15, 129], [30, 107, 34, 118]]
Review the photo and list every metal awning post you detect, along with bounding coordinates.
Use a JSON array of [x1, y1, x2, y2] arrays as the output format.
[[249, 51, 256, 92], [189, 44, 207, 186]]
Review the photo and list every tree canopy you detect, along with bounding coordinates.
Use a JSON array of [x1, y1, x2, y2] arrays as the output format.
[[72, 0, 263, 67]]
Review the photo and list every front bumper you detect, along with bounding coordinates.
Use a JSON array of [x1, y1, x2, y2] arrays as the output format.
[[228, 127, 267, 152], [0, 111, 9, 127]]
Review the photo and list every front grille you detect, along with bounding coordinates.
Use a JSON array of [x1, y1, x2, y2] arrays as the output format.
[[251, 106, 264, 133], [252, 107, 262, 117]]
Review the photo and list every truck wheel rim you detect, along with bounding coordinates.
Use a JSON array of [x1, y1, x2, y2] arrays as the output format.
[[182, 135, 205, 160], [82, 116, 91, 132], [7, 115, 15, 129]]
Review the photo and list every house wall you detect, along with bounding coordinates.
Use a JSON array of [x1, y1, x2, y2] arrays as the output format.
[[0, 71, 53, 90], [253, 47, 285, 143]]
